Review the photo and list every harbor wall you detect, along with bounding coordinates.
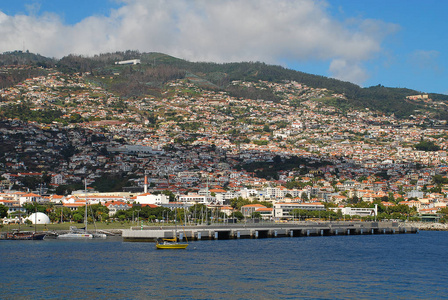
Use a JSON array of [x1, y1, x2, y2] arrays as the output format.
[[122, 221, 418, 242]]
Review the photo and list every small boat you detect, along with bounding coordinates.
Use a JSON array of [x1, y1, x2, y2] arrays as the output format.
[[57, 226, 93, 239], [156, 204, 188, 249], [0, 229, 46, 240], [156, 237, 188, 249], [91, 232, 107, 239]]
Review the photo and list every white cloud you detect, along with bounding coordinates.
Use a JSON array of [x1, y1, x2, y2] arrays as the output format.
[[408, 50, 442, 74], [329, 59, 368, 84], [0, 0, 396, 84]]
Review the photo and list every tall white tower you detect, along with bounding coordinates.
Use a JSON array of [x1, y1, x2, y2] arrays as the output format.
[[144, 175, 148, 194]]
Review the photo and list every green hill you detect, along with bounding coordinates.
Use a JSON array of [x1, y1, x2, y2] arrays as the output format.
[[1, 50, 448, 119], [0, 50, 56, 67]]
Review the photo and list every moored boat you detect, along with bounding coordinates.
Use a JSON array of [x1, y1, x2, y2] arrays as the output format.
[[156, 237, 188, 249], [0, 230, 46, 240], [155, 205, 188, 249], [57, 227, 93, 239]]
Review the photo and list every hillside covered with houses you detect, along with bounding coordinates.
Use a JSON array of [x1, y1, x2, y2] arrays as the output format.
[[1, 51, 448, 225]]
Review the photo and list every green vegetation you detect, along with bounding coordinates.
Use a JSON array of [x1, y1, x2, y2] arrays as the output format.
[[285, 180, 312, 189], [0, 104, 63, 124], [252, 140, 269, 146], [92, 175, 134, 192], [0, 204, 8, 218], [226, 84, 281, 102], [414, 140, 440, 151], [0, 50, 56, 67], [433, 175, 448, 185], [237, 155, 331, 180], [19, 202, 109, 224], [439, 207, 448, 223], [114, 205, 168, 222]]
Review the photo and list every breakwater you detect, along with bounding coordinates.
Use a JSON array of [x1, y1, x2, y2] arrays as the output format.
[[122, 221, 417, 242], [412, 222, 448, 231]]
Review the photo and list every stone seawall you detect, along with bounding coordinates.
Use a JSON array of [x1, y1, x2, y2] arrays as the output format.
[[410, 222, 448, 231]]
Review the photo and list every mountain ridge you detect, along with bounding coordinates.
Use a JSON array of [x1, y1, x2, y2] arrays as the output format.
[[1, 50, 448, 119]]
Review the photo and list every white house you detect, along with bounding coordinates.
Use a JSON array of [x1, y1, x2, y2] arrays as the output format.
[[134, 193, 169, 205], [51, 174, 66, 185], [115, 59, 141, 65], [273, 202, 325, 219], [330, 206, 377, 218], [179, 193, 216, 205]]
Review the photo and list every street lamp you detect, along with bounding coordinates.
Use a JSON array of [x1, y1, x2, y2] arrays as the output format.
[[136, 209, 141, 223]]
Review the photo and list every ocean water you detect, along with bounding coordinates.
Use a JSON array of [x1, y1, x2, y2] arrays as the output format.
[[1, 231, 447, 299]]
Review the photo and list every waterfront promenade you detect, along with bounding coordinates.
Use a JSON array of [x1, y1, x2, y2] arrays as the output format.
[[122, 221, 418, 242]]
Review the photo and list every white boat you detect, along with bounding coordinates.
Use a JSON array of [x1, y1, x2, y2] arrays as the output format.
[[92, 232, 107, 239], [57, 226, 93, 239]]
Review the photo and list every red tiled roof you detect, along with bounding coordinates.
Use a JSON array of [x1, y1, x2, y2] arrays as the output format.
[[241, 204, 266, 208], [255, 207, 273, 212]]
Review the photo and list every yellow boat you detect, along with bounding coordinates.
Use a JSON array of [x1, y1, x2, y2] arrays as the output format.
[[156, 205, 188, 249], [156, 237, 188, 249]]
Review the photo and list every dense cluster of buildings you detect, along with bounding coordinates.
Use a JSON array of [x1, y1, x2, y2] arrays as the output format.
[[1, 67, 448, 222]]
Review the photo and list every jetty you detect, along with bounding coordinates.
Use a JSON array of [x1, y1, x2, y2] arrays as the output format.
[[122, 221, 418, 242]]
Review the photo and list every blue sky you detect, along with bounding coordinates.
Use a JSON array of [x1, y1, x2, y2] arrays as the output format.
[[0, 0, 446, 94]]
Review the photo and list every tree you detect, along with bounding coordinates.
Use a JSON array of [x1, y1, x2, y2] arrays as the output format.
[[291, 209, 308, 220], [21, 176, 43, 190], [93, 175, 132, 192], [69, 113, 83, 123], [336, 209, 343, 220], [49, 207, 72, 223], [89, 204, 109, 222], [73, 213, 83, 223], [433, 175, 448, 185], [230, 197, 251, 210], [55, 183, 83, 195], [415, 140, 440, 151], [301, 192, 308, 201], [251, 211, 262, 219], [22, 202, 46, 214], [347, 195, 360, 205], [233, 211, 244, 220], [273, 155, 282, 164], [439, 207, 448, 223], [0, 204, 8, 218]]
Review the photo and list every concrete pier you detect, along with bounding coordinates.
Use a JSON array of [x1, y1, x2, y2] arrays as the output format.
[[122, 221, 418, 242]]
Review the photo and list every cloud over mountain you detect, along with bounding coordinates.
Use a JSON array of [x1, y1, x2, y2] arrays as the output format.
[[0, 0, 397, 85]]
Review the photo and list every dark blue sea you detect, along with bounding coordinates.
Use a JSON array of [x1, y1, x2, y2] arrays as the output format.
[[1, 231, 447, 299]]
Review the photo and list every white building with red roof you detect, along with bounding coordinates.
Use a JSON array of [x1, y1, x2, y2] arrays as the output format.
[[104, 201, 133, 216]]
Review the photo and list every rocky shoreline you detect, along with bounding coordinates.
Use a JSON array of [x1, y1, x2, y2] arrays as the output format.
[[407, 222, 448, 231]]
